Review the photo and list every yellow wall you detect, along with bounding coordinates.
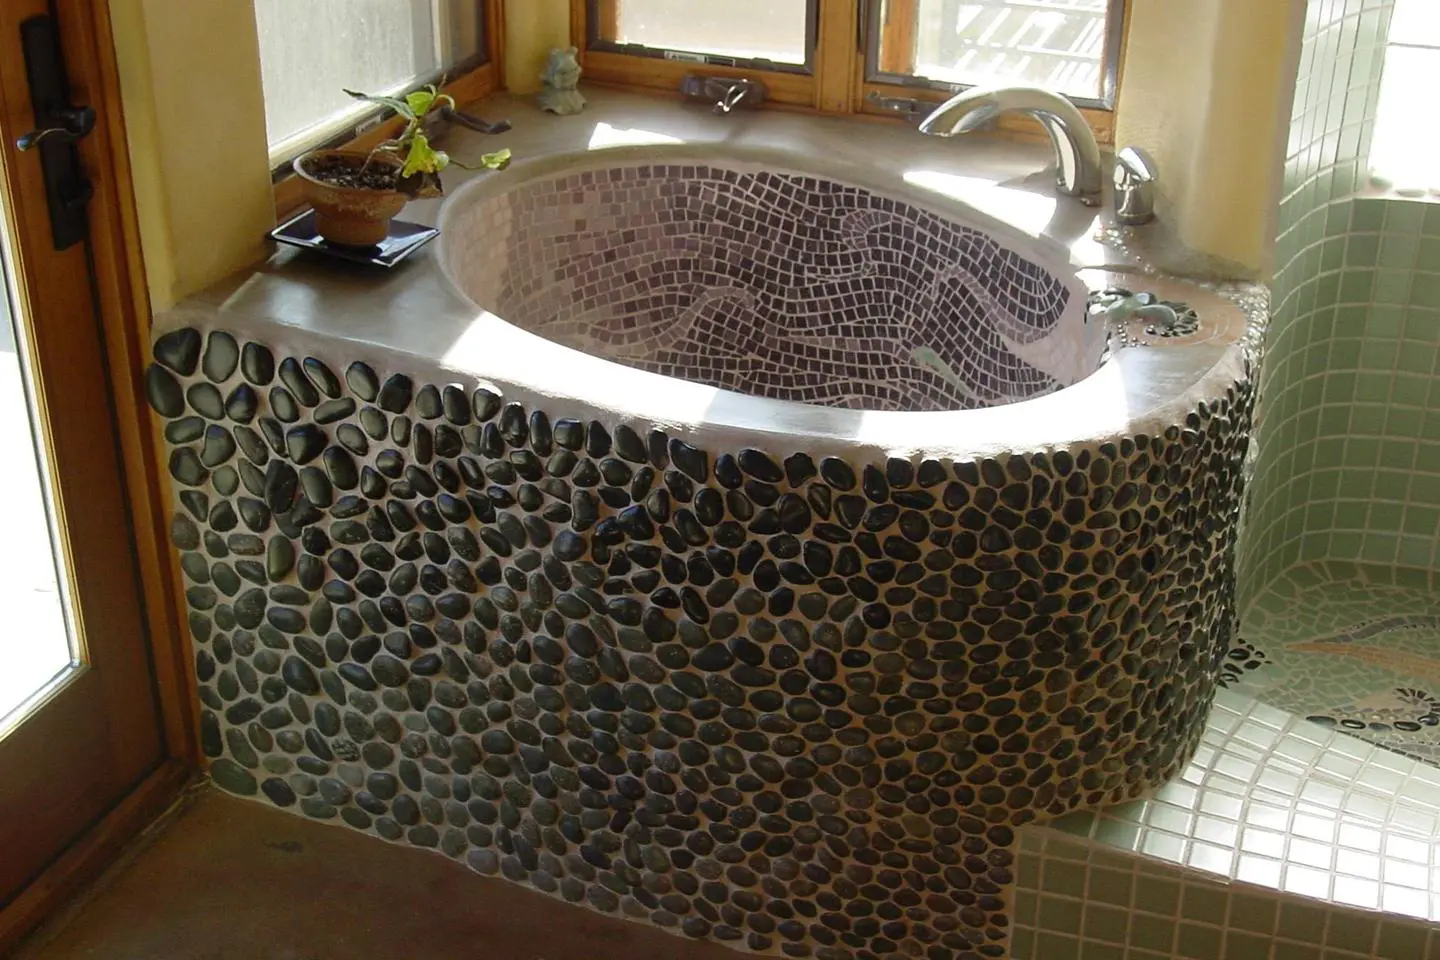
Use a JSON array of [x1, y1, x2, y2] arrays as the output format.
[[1116, 0, 1304, 276], [109, 0, 274, 312], [504, 0, 571, 94]]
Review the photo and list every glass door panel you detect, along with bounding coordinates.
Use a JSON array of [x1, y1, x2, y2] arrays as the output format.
[[0, 204, 72, 726]]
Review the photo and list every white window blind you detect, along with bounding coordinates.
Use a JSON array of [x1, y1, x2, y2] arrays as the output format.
[[254, 0, 484, 167], [1370, 0, 1440, 193], [596, 0, 811, 66]]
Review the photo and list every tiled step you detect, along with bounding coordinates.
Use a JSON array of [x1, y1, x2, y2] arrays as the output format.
[[1009, 690, 1440, 959]]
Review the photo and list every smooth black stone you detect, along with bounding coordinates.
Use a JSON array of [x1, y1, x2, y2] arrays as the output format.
[[169, 448, 208, 486], [238, 497, 271, 533], [179, 490, 209, 520], [207, 467, 236, 497], [299, 467, 333, 508], [784, 453, 817, 487], [223, 383, 258, 423], [210, 758, 257, 796], [322, 447, 358, 490], [862, 465, 889, 503], [464, 387, 499, 424], [669, 439, 708, 483], [198, 332, 238, 383], [263, 461, 299, 513], [186, 382, 224, 420], [165, 416, 205, 445], [241, 342, 275, 385], [267, 536, 295, 581], [285, 424, 327, 464], [233, 425, 269, 466], [819, 457, 856, 490], [269, 387, 299, 423], [278, 357, 320, 407], [738, 449, 784, 483], [282, 655, 320, 693], [359, 407, 387, 441], [377, 374, 413, 413], [612, 424, 646, 463], [314, 398, 355, 424], [301, 357, 340, 398], [145, 364, 185, 417], [346, 361, 379, 401], [200, 425, 236, 467], [155, 328, 204, 377], [553, 418, 584, 450], [415, 384, 443, 420]]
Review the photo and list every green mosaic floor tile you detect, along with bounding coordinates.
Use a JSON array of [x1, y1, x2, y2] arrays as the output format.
[[1231, 563, 1440, 762]]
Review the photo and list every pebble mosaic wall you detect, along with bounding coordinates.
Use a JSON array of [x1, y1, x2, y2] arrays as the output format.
[[147, 320, 1252, 960], [446, 163, 1099, 412]]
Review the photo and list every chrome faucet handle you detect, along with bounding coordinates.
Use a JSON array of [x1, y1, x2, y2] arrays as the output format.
[[680, 74, 767, 115], [1114, 146, 1158, 226]]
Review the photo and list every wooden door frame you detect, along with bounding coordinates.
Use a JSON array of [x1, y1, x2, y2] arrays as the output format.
[[0, 0, 196, 949]]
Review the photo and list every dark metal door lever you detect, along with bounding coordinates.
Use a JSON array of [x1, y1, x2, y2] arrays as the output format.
[[17, 104, 96, 151], [17, 14, 94, 250]]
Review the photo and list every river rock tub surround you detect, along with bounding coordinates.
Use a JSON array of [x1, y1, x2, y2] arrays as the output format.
[[440, 162, 1101, 413], [146, 305, 1253, 960]]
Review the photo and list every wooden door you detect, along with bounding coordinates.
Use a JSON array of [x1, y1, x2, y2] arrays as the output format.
[[0, 0, 178, 941]]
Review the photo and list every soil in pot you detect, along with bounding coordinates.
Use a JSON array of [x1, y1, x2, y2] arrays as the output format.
[[303, 154, 400, 191]]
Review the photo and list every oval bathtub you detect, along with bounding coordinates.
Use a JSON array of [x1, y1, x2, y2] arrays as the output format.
[[148, 146, 1259, 960]]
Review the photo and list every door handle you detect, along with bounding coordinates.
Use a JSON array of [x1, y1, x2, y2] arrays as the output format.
[[17, 14, 93, 250], [17, 104, 96, 151]]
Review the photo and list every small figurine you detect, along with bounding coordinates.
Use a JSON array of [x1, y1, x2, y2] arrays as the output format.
[[538, 46, 586, 116]]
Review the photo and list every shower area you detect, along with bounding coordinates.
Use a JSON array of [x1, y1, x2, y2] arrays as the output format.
[[1234, 0, 1440, 765]]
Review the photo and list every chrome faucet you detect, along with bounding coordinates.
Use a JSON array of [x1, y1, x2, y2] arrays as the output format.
[[919, 86, 1104, 205], [1113, 146, 1159, 226], [680, 75, 767, 115]]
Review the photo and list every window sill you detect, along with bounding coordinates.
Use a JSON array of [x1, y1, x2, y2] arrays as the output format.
[[1357, 177, 1440, 205]]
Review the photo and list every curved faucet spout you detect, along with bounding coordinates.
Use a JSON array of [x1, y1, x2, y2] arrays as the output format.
[[919, 86, 1104, 203]]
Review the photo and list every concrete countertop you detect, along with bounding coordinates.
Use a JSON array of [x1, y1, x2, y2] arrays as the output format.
[[163, 87, 1263, 462]]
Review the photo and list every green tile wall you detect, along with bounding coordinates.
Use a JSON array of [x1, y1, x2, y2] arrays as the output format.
[[1238, 0, 1440, 606]]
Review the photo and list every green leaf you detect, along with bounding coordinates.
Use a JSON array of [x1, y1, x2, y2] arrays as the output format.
[[401, 133, 439, 178], [404, 89, 437, 117], [448, 147, 514, 172], [432, 149, 450, 172], [343, 88, 415, 120]]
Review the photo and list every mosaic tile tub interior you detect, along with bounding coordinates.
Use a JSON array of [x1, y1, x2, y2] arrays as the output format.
[[442, 163, 1102, 413], [146, 315, 1252, 960]]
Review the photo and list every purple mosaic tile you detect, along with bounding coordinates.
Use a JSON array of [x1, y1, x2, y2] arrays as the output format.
[[453, 164, 1087, 412]]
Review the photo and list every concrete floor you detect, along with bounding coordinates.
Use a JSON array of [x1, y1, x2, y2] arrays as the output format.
[[16, 786, 740, 960]]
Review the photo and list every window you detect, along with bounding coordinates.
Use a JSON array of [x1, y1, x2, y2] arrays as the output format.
[[869, 0, 1124, 108], [575, 1, 1126, 123], [254, 0, 490, 167], [1369, 0, 1440, 193], [587, 1, 815, 70]]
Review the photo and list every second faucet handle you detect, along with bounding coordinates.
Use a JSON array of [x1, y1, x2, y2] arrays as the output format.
[[1114, 146, 1159, 226]]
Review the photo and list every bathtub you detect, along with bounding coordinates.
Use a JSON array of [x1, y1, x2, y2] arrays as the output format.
[[148, 140, 1260, 960]]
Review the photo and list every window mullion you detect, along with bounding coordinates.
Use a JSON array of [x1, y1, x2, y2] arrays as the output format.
[[816, 0, 860, 113]]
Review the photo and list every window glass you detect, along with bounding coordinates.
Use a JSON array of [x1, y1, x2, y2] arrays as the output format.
[[254, 0, 485, 163], [872, 0, 1118, 105], [591, 0, 812, 67], [1370, 0, 1440, 191]]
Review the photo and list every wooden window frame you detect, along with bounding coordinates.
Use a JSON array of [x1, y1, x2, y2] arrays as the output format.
[[272, 0, 506, 222], [569, 0, 1124, 143], [574, 0, 827, 110]]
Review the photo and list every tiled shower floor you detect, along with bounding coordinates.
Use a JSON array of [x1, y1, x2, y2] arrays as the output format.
[[1231, 562, 1440, 764]]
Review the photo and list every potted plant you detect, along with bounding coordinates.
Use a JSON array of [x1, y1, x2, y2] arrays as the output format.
[[294, 85, 511, 247]]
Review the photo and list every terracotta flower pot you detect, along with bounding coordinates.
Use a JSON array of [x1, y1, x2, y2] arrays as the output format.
[[294, 149, 407, 247]]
